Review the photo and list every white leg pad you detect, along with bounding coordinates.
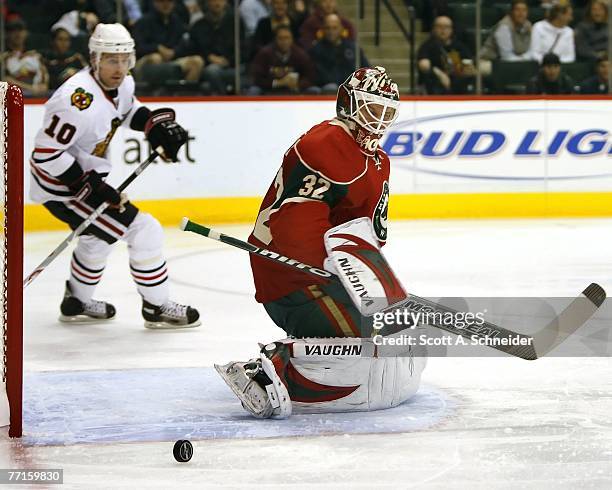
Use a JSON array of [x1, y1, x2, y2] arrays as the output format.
[[285, 336, 427, 414]]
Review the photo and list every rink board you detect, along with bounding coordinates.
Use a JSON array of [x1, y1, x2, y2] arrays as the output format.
[[22, 368, 452, 446], [22, 97, 612, 230]]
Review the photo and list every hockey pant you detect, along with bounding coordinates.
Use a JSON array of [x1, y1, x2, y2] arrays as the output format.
[[44, 199, 169, 305], [263, 281, 408, 338]]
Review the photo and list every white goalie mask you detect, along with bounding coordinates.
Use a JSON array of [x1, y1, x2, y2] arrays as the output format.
[[89, 23, 136, 86], [336, 66, 400, 136]]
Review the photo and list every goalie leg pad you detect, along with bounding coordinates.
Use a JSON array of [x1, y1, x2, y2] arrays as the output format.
[[256, 336, 426, 414], [324, 217, 407, 316]]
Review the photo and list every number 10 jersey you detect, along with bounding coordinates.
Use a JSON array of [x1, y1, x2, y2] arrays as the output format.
[[29, 68, 142, 203]]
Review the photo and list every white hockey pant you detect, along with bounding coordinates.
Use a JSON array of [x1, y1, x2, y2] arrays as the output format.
[[68, 212, 169, 305]]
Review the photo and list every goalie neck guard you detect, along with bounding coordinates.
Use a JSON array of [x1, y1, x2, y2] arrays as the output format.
[[336, 66, 400, 156]]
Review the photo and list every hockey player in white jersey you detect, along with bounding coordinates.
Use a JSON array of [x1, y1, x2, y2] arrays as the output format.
[[30, 23, 200, 329]]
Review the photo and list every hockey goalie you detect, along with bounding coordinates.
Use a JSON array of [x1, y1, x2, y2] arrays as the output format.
[[216, 67, 427, 418]]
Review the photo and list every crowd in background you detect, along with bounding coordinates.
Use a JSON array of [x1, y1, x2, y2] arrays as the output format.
[[0, 0, 609, 97], [0, 0, 368, 96], [416, 0, 610, 94]]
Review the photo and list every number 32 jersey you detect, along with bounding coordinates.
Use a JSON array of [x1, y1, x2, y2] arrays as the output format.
[[29, 68, 142, 203], [248, 118, 391, 304]]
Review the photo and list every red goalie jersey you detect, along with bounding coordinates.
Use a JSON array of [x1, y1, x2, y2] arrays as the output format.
[[248, 119, 390, 304]]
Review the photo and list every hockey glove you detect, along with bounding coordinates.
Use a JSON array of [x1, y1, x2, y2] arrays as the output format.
[[69, 170, 125, 211], [144, 108, 188, 162]]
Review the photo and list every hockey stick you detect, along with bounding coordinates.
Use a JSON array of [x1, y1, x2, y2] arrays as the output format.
[[180, 218, 606, 360], [23, 149, 161, 288]]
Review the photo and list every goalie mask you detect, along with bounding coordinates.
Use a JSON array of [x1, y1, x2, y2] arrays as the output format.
[[89, 23, 136, 89], [336, 66, 400, 156]]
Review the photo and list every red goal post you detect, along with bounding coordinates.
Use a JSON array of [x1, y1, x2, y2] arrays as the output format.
[[1, 82, 24, 438]]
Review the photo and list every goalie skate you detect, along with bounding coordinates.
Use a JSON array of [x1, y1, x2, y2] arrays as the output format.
[[59, 281, 116, 323], [214, 357, 291, 419], [142, 299, 201, 329]]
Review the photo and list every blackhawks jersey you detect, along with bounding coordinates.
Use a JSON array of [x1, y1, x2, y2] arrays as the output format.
[[248, 119, 390, 304], [30, 68, 142, 203]]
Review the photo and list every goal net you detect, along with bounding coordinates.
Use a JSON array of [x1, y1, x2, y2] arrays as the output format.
[[0, 82, 24, 438]]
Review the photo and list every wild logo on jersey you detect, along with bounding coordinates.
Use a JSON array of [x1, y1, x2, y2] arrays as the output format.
[[93, 117, 122, 157], [373, 181, 389, 242], [70, 87, 93, 111]]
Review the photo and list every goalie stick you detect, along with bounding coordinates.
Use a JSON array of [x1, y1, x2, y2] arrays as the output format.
[[23, 149, 161, 288], [180, 218, 606, 360]]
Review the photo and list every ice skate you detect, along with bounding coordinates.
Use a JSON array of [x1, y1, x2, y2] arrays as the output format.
[[142, 299, 201, 329], [215, 357, 291, 419], [59, 281, 116, 323]]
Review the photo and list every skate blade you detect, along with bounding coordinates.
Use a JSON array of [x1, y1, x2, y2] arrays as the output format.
[[144, 319, 202, 330], [58, 314, 115, 325]]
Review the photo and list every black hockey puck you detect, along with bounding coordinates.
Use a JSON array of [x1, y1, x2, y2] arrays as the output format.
[[173, 439, 193, 463]]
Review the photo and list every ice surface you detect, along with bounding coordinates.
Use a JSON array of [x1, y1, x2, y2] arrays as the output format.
[[22, 368, 451, 445], [1, 219, 611, 488]]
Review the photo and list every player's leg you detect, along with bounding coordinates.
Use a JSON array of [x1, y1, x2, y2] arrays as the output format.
[[44, 199, 133, 322], [264, 281, 372, 339], [60, 234, 116, 322], [216, 282, 376, 417], [266, 337, 426, 414], [216, 336, 426, 418], [122, 210, 200, 329]]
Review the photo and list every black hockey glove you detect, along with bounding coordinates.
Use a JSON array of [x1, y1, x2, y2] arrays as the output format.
[[144, 108, 188, 162], [69, 170, 123, 210]]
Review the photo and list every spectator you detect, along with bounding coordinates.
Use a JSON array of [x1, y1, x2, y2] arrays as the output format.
[[526, 52, 575, 93], [142, 0, 191, 25], [11, 1, 90, 33], [88, 0, 130, 24], [49, 9, 99, 41], [179, 0, 246, 94], [530, 3, 575, 62], [417, 16, 474, 94], [241, 0, 270, 37], [579, 55, 609, 93], [0, 16, 49, 97], [309, 14, 369, 93], [575, 0, 609, 61], [132, 0, 204, 83], [481, 0, 533, 61], [124, 0, 144, 26], [299, 0, 355, 49], [290, 0, 313, 29], [416, 0, 450, 33], [252, 0, 300, 59], [249, 25, 315, 94], [43, 27, 87, 90], [92, 0, 143, 26], [183, 0, 204, 25]]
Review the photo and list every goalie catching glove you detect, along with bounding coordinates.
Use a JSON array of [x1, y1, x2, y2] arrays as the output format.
[[144, 108, 188, 162]]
